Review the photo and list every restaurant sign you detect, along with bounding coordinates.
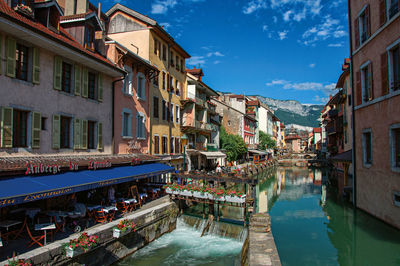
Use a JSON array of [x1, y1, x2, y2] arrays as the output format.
[[25, 160, 112, 175]]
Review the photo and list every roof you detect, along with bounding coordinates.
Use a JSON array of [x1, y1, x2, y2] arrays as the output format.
[[106, 3, 190, 58], [285, 135, 301, 140], [0, 0, 123, 74], [186, 67, 204, 77], [199, 151, 226, 159], [248, 150, 267, 155], [330, 150, 352, 163]]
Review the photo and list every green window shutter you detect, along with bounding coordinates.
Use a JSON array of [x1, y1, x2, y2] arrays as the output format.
[[53, 56, 62, 90], [81, 119, 88, 149], [73, 118, 81, 149], [52, 114, 60, 149], [82, 68, 88, 98], [32, 112, 41, 149], [97, 122, 103, 150], [32, 47, 40, 84], [98, 73, 103, 102], [0, 35, 2, 75], [1, 107, 13, 148], [74, 65, 81, 96], [6, 37, 16, 78]]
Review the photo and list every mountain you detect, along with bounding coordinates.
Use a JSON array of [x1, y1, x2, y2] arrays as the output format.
[[255, 96, 323, 129]]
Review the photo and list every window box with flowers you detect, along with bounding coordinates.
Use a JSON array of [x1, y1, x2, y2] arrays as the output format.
[[113, 219, 136, 238], [5, 257, 31, 266], [65, 232, 99, 258], [14, 4, 34, 18]]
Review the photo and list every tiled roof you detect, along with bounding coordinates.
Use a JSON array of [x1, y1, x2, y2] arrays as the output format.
[[60, 12, 90, 21], [313, 128, 321, 133], [0, 1, 121, 72]]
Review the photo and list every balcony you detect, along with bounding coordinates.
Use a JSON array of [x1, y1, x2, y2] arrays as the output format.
[[328, 109, 338, 118], [207, 102, 216, 113]]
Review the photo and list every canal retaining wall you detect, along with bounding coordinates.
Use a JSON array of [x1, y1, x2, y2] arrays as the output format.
[[243, 213, 281, 266], [0, 197, 178, 266]]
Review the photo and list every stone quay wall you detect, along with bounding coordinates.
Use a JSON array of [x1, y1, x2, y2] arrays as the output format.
[[0, 200, 178, 266]]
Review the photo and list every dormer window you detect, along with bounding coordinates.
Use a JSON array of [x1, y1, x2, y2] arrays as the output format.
[[85, 24, 95, 50], [33, 0, 63, 32]]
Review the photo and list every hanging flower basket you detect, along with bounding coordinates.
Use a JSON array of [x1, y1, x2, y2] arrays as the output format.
[[113, 219, 136, 238]]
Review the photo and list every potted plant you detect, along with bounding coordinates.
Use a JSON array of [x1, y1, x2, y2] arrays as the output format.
[[66, 232, 99, 258], [113, 219, 136, 238]]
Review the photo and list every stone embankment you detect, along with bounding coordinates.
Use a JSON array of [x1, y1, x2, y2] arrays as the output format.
[[242, 213, 281, 266], [0, 197, 178, 266]]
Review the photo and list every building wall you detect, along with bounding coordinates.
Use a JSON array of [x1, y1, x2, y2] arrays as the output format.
[[350, 0, 400, 229], [0, 33, 113, 155], [213, 99, 243, 138], [343, 75, 353, 152], [259, 106, 268, 133]]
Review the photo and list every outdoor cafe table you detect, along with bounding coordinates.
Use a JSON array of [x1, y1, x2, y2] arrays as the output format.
[[0, 220, 22, 244], [34, 223, 55, 246]]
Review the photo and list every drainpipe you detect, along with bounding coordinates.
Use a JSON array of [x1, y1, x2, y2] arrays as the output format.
[[347, 0, 357, 206], [112, 76, 126, 154]]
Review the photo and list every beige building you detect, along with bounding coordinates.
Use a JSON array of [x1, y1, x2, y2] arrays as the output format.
[[106, 4, 190, 169]]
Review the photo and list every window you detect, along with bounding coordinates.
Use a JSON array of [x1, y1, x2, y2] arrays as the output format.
[[389, 0, 399, 19], [170, 103, 174, 122], [88, 121, 96, 149], [152, 72, 159, 87], [170, 137, 174, 154], [15, 43, 29, 81], [162, 100, 167, 120], [122, 112, 131, 137], [136, 113, 145, 139], [62, 62, 72, 93], [88, 72, 96, 100], [180, 59, 184, 72], [170, 51, 174, 66], [137, 73, 145, 99], [390, 124, 400, 170], [360, 12, 368, 44], [175, 138, 180, 154], [162, 45, 166, 61], [176, 55, 179, 70], [12, 109, 28, 147], [158, 42, 161, 59], [153, 97, 159, 118], [175, 105, 179, 123], [175, 80, 179, 95], [124, 65, 133, 95], [154, 38, 158, 55], [41, 117, 47, 130], [348, 94, 352, 106], [154, 135, 160, 154], [169, 76, 174, 93], [162, 72, 166, 90], [162, 136, 168, 154], [390, 45, 400, 91], [85, 25, 94, 49], [60, 116, 71, 149], [361, 63, 373, 102], [362, 129, 372, 166]]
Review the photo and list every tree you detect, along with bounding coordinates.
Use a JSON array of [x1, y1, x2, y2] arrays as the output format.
[[259, 131, 276, 150], [220, 127, 248, 162]]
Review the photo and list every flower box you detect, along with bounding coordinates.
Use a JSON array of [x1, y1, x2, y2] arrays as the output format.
[[225, 195, 246, 203], [66, 246, 84, 258], [193, 191, 207, 199], [113, 228, 132, 238], [113, 219, 136, 238], [179, 190, 193, 197]]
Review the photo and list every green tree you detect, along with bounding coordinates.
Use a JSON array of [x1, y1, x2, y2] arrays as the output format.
[[220, 127, 248, 162], [259, 131, 276, 150]]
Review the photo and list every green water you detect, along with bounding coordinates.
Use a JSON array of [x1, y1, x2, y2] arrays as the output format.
[[259, 167, 400, 266]]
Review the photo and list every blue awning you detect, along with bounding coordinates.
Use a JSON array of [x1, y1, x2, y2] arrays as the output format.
[[0, 163, 174, 208]]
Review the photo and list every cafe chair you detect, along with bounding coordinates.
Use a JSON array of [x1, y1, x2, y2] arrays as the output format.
[[26, 225, 46, 247], [95, 210, 108, 224]]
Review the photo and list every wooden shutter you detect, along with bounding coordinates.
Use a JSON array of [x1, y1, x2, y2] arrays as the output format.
[[167, 73, 170, 92], [32, 112, 41, 149], [81, 120, 88, 149], [97, 73, 103, 101], [32, 47, 40, 84], [97, 122, 103, 150], [368, 63, 374, 100], [379, 0, 387, 26], [356, 71, 362, 105], [6, 37, 16, 78], [0, 35, 2, 75], [366, 5, 371, 38], [1, 107, 13, 148], [354, 18, 360, 49], [381, 52, 389, 95], [73, 118, 81, 149], [167, 102, 170, 122], [52, 114, 60, 149], [74, 65, 81, 96], [53, 56, 62, 90], [82, 68, 88, 98]]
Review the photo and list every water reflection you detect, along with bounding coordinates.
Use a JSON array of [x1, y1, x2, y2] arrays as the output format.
[[261, 167, 400, 266]]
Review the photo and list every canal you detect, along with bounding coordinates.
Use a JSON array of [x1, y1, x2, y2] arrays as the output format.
[[118, 167, 400, 266]]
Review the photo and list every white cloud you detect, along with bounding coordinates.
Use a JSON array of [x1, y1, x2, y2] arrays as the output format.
[[214, 60, 221, 64], [186, 56, 206, 66], [207, 51, 224, 57], [301, 15, 347, 46], [314, 95, 329, 103], [243, 0, 268, 14], [266, 79, 336, 95], [328, 42, 344, 47], [160, 22, 171, 31], [333, 30, 346, 38], [278, 30, 288, 40], [151, 0, 177, 14], [272, 16, 278, 23], [262, 25, 268, 31], [283, 10, 293, 22], [309, 63, 316, 68]]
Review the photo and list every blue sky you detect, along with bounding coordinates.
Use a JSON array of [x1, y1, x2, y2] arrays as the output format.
[[98, 0, 349, 105]]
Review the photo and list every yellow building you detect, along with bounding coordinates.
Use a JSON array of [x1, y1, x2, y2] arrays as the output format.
[[106, 4, 190, 168], [280, 122, 286, 149]]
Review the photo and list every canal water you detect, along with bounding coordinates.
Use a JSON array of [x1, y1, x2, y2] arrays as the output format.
[[119, 167, 400, 266]]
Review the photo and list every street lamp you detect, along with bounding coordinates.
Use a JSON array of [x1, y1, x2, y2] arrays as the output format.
[[181, 134, 188, 173]]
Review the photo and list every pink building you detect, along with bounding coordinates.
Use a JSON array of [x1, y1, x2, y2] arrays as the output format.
[[349, 0, 400, 228], [106, 40, 158, 154], [244, 115, 256, 149]]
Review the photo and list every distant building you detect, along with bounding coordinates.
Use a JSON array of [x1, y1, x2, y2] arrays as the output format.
[[285, 135, 302, 153]]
